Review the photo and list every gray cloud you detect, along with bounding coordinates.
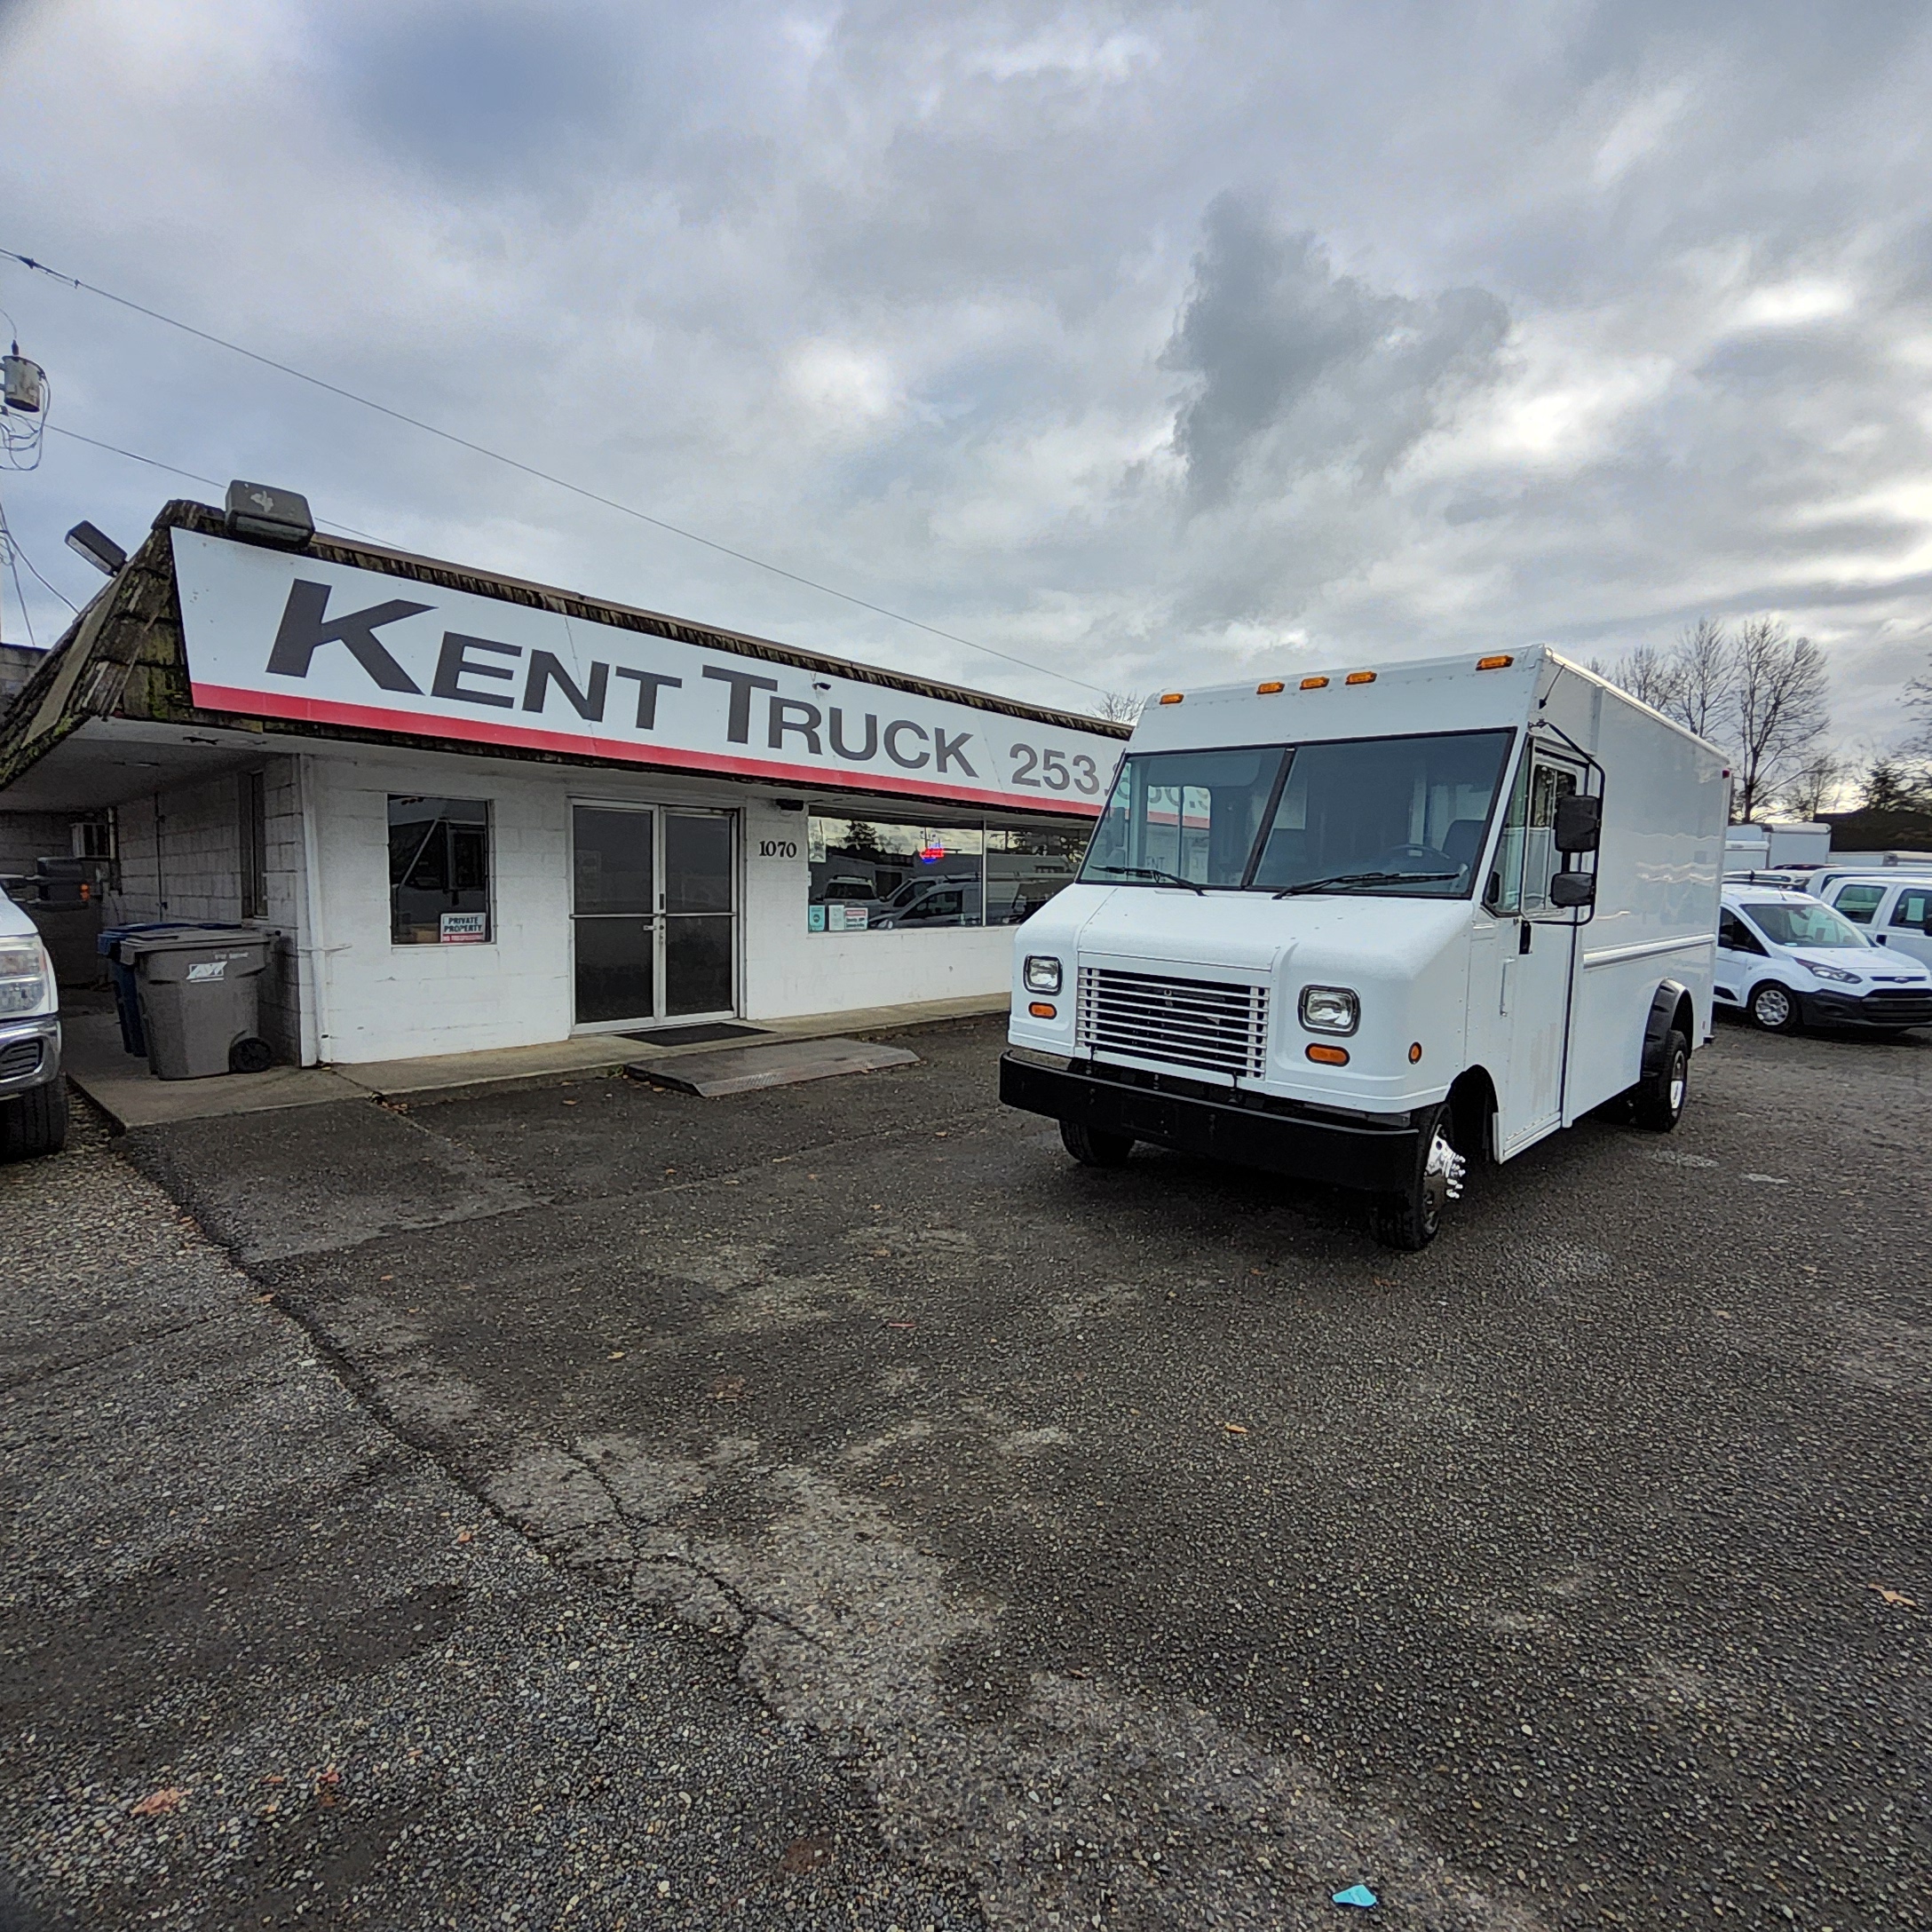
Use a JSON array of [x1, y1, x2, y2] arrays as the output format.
[[1, 0, 1930, 752], [1163, 197, 1508, 505]]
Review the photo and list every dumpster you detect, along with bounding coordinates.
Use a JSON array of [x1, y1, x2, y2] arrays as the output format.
[[99, 922, 229, 1055], [117, 929, 274, 1079]]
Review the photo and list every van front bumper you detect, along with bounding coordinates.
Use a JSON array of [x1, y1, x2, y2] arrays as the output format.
[[1799, 987, 1932, 1029], [1000, 1053, 1423, 1193], [0, 1014, 62, 1097]]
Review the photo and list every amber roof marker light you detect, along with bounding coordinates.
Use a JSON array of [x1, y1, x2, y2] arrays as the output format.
[[1256, 680, 1286, 694], [1158, 692, 1184, 705], [1344, 670, 1376, 685], [1477, 654, 1515, 670], [1300, 676, 1330, 691]]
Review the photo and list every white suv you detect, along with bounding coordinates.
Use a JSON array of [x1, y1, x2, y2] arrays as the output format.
[[1810, 871, 1932, 972], [1715, 886, 1932, 1034], [0, 882, 67, 1158]]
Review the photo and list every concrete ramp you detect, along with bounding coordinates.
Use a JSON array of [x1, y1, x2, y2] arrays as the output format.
[[629, 1036, 920, 1098]]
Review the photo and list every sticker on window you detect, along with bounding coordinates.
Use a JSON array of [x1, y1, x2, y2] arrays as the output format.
[[439, 911, 488, 943]]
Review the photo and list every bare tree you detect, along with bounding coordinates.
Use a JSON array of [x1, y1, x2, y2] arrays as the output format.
[[1731, 619, 1829, 822], [1778, 748, 1845, 819], [1097, 690, 1145, 724], [1667, 617, 1735, 743], [1595, 618, 1728, 734]]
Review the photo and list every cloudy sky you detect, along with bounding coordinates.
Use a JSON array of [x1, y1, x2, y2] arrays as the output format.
[[3, 0, 1930, 754]]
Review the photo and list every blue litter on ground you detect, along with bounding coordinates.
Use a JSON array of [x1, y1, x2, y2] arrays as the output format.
[[1333, 1883, 1379, 1908]]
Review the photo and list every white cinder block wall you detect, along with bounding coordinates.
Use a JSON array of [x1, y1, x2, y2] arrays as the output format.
[[302, 748, 1022, 1065]]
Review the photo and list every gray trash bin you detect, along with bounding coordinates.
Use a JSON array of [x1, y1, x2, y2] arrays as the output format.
[[118, 929, 274, 1079]]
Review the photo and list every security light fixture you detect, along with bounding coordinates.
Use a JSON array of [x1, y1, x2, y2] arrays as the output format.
[[224, 479, 314, 549], [65, 520, 127, 575]]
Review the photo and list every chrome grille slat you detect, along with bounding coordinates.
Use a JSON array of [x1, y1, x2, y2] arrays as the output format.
[[1077, 967, 1268, 1080]]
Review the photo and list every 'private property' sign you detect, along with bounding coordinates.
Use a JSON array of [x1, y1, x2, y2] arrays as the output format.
[[171, 530, 1118, 815]]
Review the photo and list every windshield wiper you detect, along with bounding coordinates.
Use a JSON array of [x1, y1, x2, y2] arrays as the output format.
[[1274, 870, 1457, 899], [1096, 865, 1207, 896]]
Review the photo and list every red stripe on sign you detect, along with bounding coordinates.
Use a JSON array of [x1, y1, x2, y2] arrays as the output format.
[[187, 682, 1106, 818]]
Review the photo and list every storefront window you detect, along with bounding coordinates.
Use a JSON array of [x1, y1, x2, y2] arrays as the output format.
[[806, 815, 1089, 932], [986, 825, 1084, 924], [807, 817, 984, 932], [389, 796, 492, 945]]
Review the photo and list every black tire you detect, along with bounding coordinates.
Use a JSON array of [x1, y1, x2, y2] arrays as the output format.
[[228, 1036, 274, 1074], [1747, 981, 1801, 1033], [0, 1078, 68, 1161], [1631, 1027, 1689, 1131], [1369, 1106, 1460, 1251], [1059, 1118, 1134, 1168]]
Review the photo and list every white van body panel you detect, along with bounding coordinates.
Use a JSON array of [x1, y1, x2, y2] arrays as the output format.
[[1008, 646, 1729, 1169]]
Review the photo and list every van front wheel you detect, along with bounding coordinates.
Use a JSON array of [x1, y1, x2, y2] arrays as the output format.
[[1747, 983, 1800, 1033], [1060, 1119, 1135, 1168], [1631, 1028, 1689, 1130], [1370, 1109, 1464, 1251]]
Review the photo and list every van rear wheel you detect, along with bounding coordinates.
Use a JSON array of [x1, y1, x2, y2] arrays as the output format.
[[1059, 1119, 1135, 1168]]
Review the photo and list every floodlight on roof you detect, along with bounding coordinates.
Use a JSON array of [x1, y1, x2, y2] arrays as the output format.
[[225, 479, 314, 549], [65, 520, 127, 575]]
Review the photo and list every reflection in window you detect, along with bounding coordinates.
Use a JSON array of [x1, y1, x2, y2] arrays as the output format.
[[390, 796, 491, 945], [805, 815, 1086, 933], [1081, 748, 1287, 888]]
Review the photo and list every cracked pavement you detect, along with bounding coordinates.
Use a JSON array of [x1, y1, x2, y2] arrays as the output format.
[[4, 1012, 1929, 1928]]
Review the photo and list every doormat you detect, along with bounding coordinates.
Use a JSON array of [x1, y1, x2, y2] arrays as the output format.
[[620, 1022, 772, 1047]]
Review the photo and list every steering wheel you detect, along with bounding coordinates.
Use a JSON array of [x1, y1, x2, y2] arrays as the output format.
[[1373, 843, 1456, 873]]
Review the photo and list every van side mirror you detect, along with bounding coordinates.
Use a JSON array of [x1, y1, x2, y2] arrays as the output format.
[[1549, 870, 1595, 909], [1554, 793, 1602, 853]]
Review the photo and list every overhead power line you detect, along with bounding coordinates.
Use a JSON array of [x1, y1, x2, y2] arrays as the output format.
[[49, 425, 378, 541], [2, 248, 1108, 701]]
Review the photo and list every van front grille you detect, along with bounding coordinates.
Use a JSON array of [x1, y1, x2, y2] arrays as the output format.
[[1077, 967, 1269, 1081]]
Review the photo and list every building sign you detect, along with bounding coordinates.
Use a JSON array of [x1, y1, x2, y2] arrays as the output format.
[[172, 531, 1118, 815]]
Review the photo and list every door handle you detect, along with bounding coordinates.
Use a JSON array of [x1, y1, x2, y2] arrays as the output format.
[[1518, 921, 1532, 954]]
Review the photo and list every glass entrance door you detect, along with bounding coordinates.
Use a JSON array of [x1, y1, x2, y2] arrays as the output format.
[[572, 804, 737, 1027]]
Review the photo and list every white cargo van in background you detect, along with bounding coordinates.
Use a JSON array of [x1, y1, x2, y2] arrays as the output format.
[[1002, 648, 1730, 1248]]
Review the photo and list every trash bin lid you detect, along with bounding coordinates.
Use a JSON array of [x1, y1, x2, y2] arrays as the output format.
[[117, 927, 270, 973]]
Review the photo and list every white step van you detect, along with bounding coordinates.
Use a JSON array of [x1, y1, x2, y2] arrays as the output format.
[[1001, 648, 1730, 1248]]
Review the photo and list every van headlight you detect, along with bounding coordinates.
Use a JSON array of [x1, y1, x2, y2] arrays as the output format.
[[0, 938, 50, 1017], [1803, 962, 1860, 985], [1298, 985, 1359, 1035], [1024, 955, 1063, 994]]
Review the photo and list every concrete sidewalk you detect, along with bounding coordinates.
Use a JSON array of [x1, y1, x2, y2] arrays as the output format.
[[62, 993, 1008, 1131]]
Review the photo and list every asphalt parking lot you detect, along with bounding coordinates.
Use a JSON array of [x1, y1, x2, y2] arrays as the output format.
[[4, 1012, 1929, 1929]]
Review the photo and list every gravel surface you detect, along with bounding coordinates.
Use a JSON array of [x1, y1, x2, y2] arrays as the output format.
[[6, 1013, 1929, 1928]]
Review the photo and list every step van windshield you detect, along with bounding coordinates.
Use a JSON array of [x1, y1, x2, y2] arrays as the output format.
[[1078, 729, 1516, 899]]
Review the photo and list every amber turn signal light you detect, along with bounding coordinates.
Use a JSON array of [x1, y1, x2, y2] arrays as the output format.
[[1345, 670, 1376, 685], [1029, 1002, 1057, 1019], [1477, 653, 1514, 670], [1305, 1043, 1350, 1065], [1256, 679, 1285, 694], [1408, 1041, 1423, 1063], [1300, 675, 1329, 690]]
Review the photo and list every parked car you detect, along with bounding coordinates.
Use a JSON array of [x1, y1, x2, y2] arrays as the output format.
[[1808, 871, 1932, 972], [1714, 886, 1932, 1033], [0, 881, 67, 1159]]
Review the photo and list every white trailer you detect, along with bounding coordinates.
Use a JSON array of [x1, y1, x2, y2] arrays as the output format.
[[1002, 648, 1730, 1247]]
